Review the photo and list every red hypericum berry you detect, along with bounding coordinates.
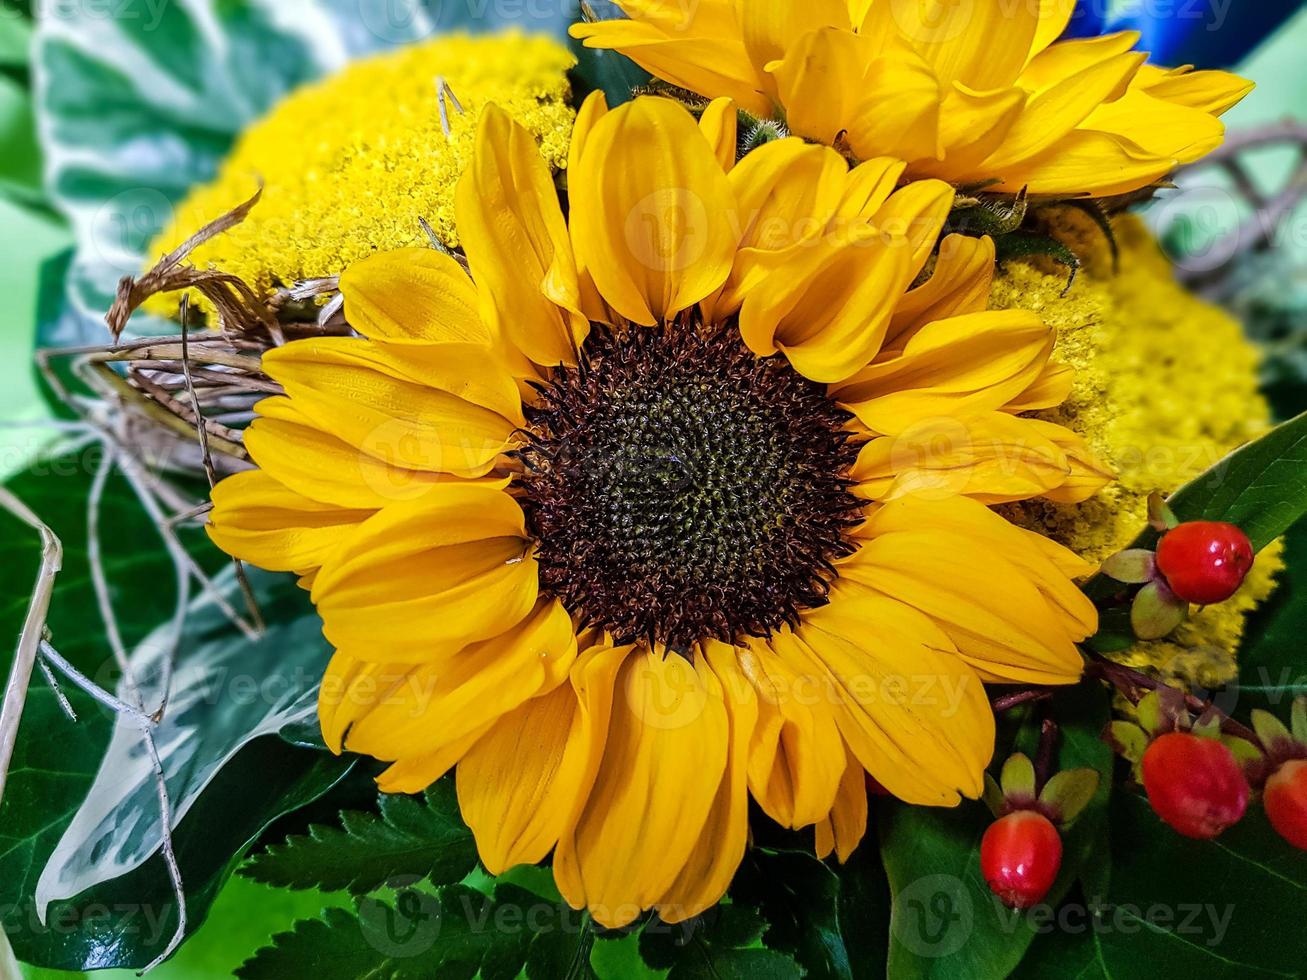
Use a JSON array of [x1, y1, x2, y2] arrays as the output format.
[[1141, 732, 1249, 839], [1155, 521, 1254, 605], [980, 810, 1062, 909], [1264, 759, 1307, 850]]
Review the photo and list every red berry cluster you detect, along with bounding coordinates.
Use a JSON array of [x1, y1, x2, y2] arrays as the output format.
[[1101, 506, 1255, 641], [1109, 692, 1307, 851], [1155, 521, 1254, 605], [979, 752, 1098, 909], [1141, 732, 1248, 839]]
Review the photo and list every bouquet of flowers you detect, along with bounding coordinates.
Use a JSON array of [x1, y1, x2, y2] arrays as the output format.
[[1, 1, 1305, 977]]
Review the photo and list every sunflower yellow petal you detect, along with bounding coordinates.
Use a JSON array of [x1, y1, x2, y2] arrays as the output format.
[[886, 233, 995, 342], [852, 410, 1073, 504], [553, 647, 728, 928], [871, 178, 955, 283], [261, 338, 521, 478], [207, 470, 371, 573], [996, 128, 1174, 196], [980, 52, 1146, 172], [343, 600, 576, 763], [1026, 418, 1116, 503], [244, 397, 448, 509], [843, 52, 942, 163], [571, 96, 739, 326], [1019, 31, 1142, 91], [1080, 88, 1225, 165], [919, 83, 1024, 174], [866, 495, 1097, 637], [456, 104, 586, 368], [311, 485, 538, 660], [775, 594, 993, 805], [374, 727, 490, 794], [654, 640, 757, 923], [571, 19, 772, 116], [457, 681, 591, 873], [697, 96, 739, 172], [900, 0, 1039, 90], [1134, 65, 1253, 114], [814, 750, 869, 862], [1028, 0, 1080, 59], [340, 247, 487, 345], [737, 637, 845, 828], [739, 0, 850, 83], [739, 231, 911, 383], [839, 530, 1086, 684], [838, 310, 1055, 433]]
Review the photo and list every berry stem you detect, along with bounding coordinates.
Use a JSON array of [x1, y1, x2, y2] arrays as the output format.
[[1035, 716, 1059, 794], [1084, 654, 1260, 744], [991, 687, 1055, 713]]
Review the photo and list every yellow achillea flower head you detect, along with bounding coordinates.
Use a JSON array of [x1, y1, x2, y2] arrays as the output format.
[[206, 94, 1112, 927], [143, 32, 575, 317], [997, 211, 1283, 688], [572, 0, 1252, 196]]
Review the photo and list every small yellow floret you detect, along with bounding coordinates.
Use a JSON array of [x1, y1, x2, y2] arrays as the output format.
[[143, 32, 576, 318], [995, 211, 1283, 687]]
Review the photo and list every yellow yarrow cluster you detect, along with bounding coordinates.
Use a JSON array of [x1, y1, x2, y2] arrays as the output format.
[[143, 32, 576, 318], [996, 212, 1283, 687]]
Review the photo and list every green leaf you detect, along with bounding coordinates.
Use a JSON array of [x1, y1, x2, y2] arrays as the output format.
[[0, 10, 31, 68], [638, 905, 801, 980], [1232, 520, 1307, 711], [235, 882, 592, 980], [1014, 792, 1307, 978], [879, 684, 1112, 980], [0, 447, 350, 971], [568, 1, 650, 107], [35, 562, 342, 911], [0, 73, 41, 204], [240, 778, 477, 895], [731, 848, 855, 979]]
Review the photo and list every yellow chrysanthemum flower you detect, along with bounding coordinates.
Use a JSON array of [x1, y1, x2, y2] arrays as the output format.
[[143, 32, 576, 318], [207, 94, 1110, 927], [572, 0, 1252, 195]]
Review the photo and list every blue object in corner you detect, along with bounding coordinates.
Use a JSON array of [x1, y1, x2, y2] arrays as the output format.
[[1065, 0, 1302, 68]]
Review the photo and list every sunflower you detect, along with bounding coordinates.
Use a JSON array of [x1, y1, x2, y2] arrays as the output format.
[[571, 0, 1252, 196], [207, 94, 1110, 927]]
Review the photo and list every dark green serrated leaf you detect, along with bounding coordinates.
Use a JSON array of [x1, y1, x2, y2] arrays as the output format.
[[732, 847, 856, 979], [240, 777, 477, 895], [235, 882, 592, 980], [879, 685, 1112, 980], [638, 905, 801, 980]]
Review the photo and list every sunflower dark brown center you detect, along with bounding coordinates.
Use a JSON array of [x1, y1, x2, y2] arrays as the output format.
[[518, 323, 862, 652]]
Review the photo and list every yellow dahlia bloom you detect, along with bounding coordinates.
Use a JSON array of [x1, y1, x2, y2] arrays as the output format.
[[208, 94, 1109, 927], [572, 0, 1252, 195]]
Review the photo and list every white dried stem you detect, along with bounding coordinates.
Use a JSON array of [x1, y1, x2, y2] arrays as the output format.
[[0, 487, 63, 809], [37, 642, 186, 973]]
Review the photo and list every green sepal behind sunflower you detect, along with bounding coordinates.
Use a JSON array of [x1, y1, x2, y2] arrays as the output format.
[[983, 751, 1099, 827], [1244, 697, 1307, 786]]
